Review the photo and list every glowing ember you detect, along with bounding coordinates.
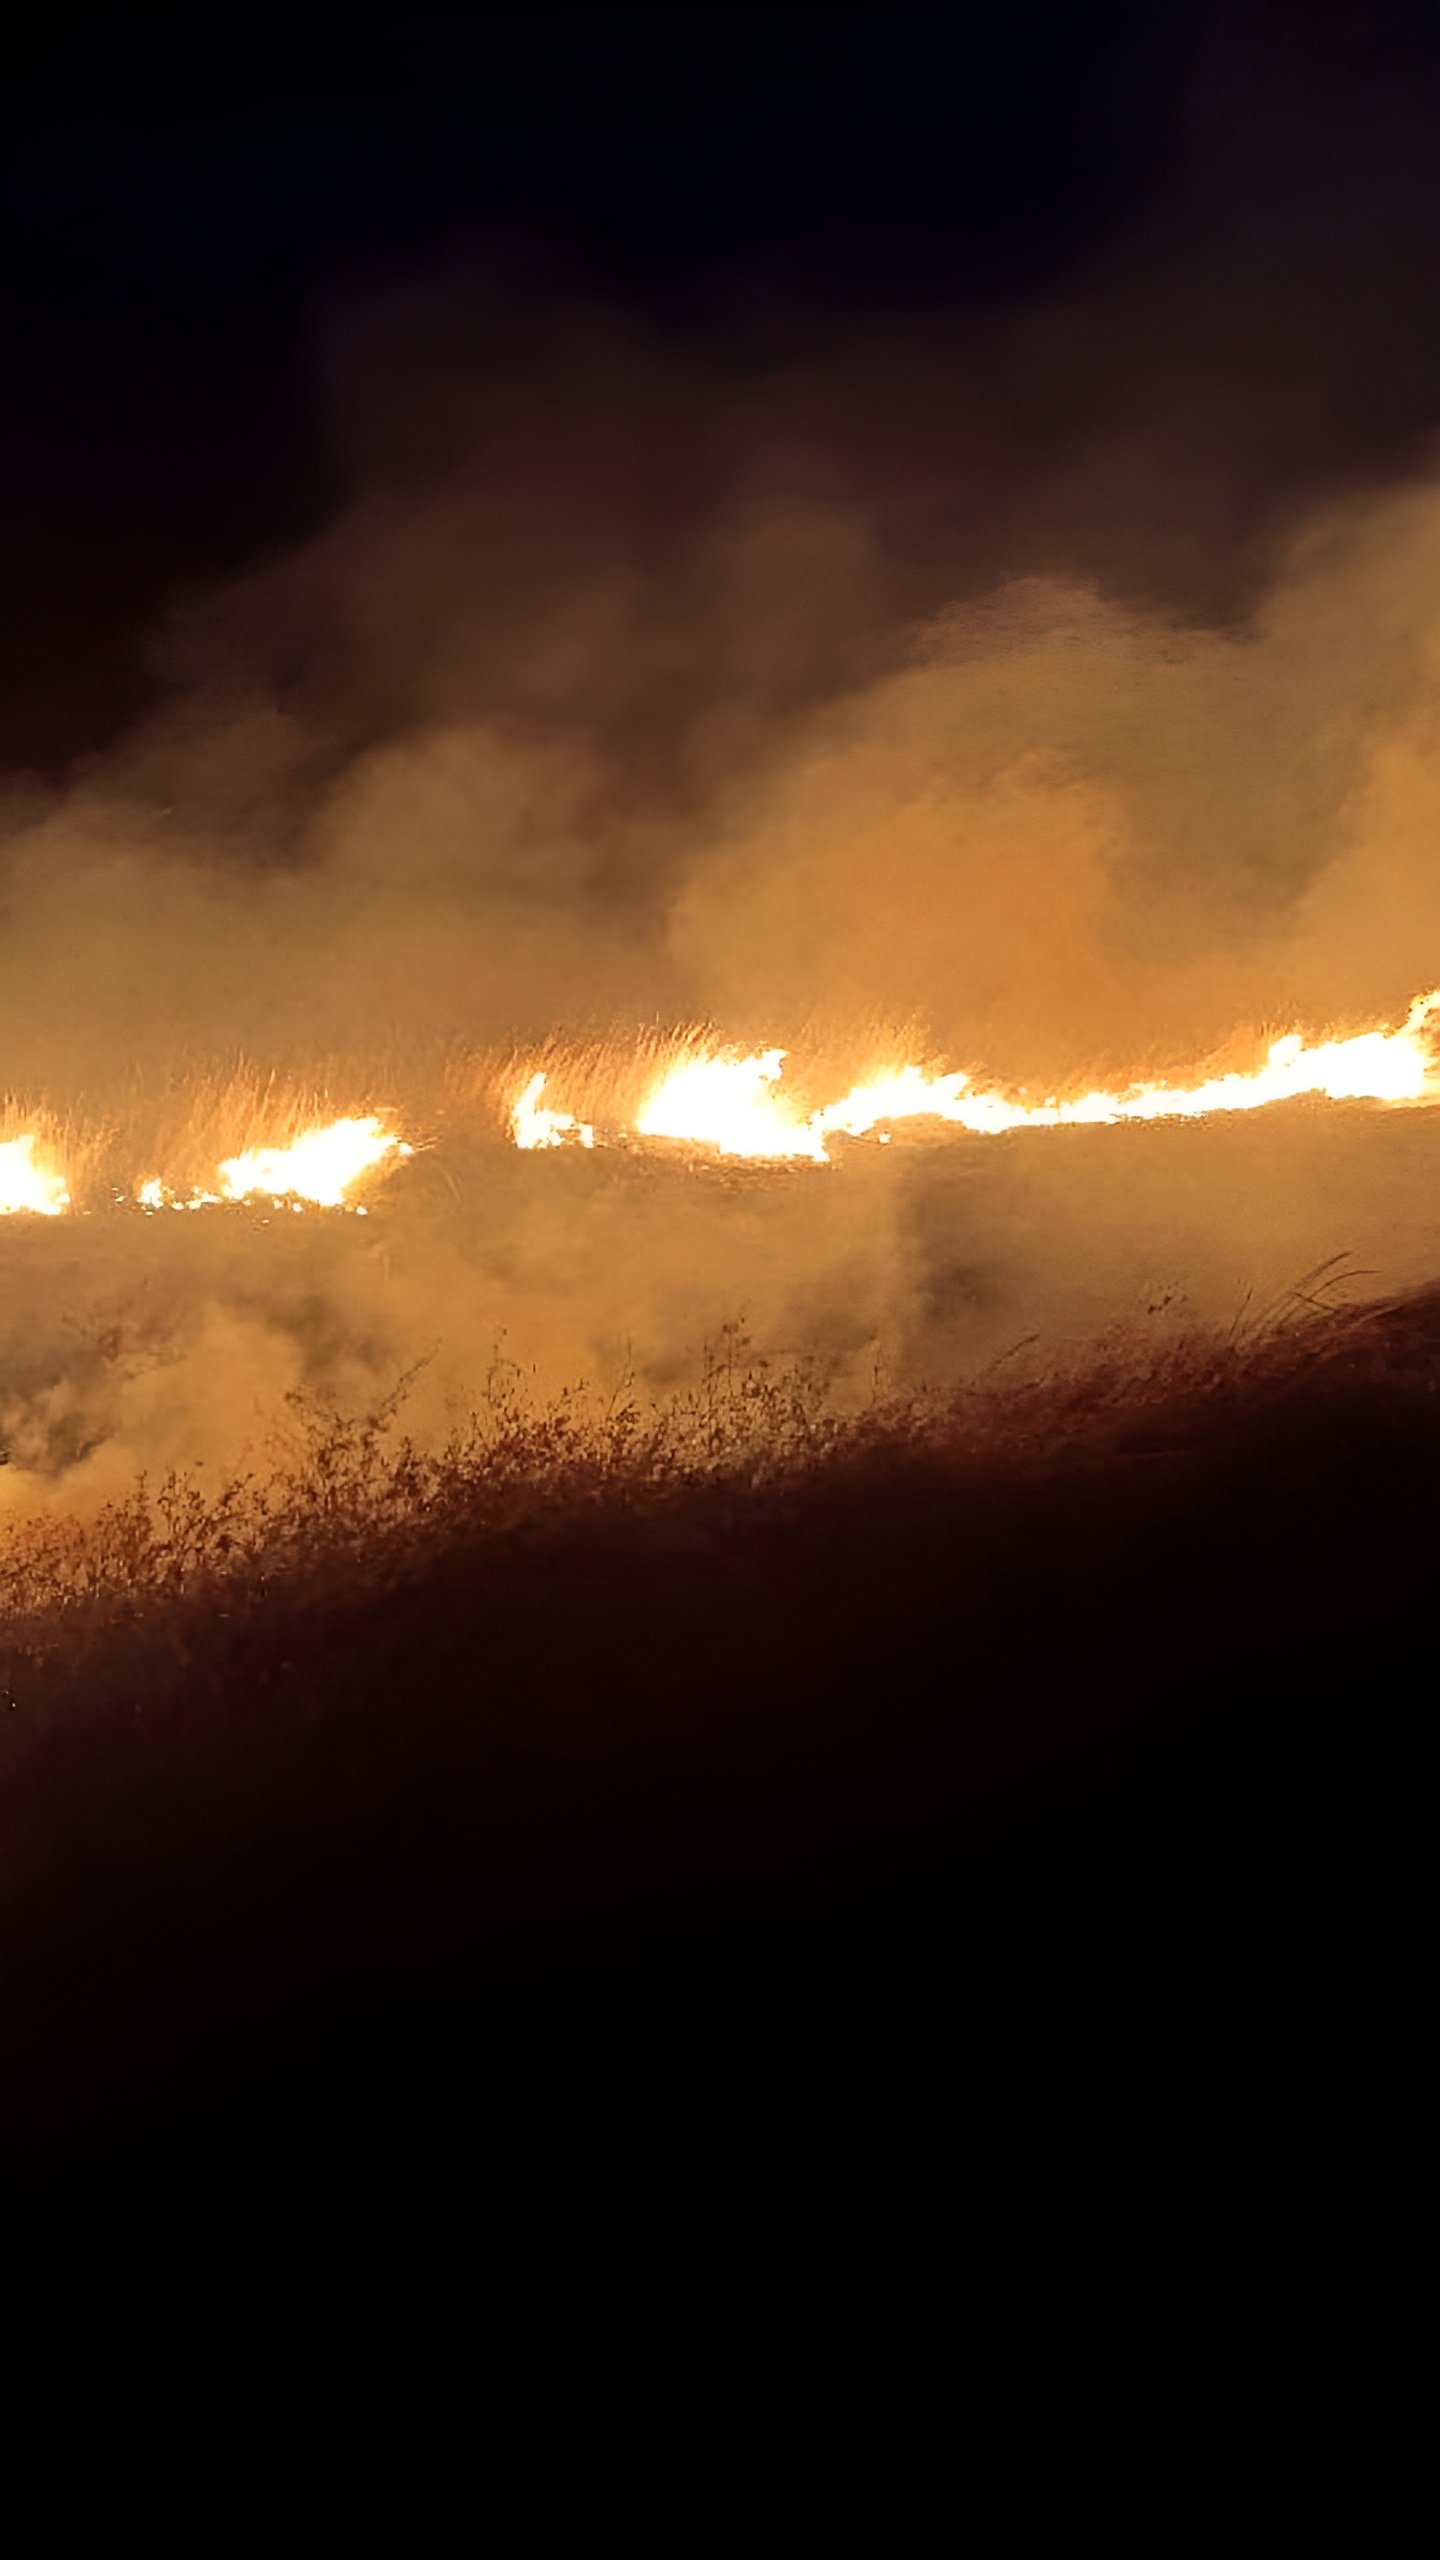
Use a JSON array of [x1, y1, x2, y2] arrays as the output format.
[[635, 1048, 828, 1160], [218, 1116, 411, 1207], [0, 1134, 70, 1216], [135, 1176, 222, 1212], [532, 986, 1440, 1162], [511, 1072, 595, 1151]]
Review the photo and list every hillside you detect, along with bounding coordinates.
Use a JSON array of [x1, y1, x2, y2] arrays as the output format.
[[3, 1284, 1430, 2204]]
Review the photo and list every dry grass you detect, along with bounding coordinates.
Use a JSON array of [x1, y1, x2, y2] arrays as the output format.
[[0, 1330, 849, 1677], [5, 1276, 1438, 2152], [7, 1272, 1440, 1725]]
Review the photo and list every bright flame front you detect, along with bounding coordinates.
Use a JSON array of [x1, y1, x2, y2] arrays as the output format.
[[218, 1116, 410, 1207], [635, 1048, 828, 1160], [0, 1134, 70, 1216], [516, 987, 1440, 1163]]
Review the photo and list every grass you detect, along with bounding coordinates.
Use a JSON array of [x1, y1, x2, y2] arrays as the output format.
[[3, 1278, 1437, 2151], [0, 1329, 849, 1690], [4, 1270, 1437, 1731]]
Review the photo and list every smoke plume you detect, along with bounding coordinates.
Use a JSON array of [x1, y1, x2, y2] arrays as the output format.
[[8, 11, 1440, 1508]]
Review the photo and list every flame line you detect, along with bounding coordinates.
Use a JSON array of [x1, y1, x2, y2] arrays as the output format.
[[511, 988, 1440, 1164]]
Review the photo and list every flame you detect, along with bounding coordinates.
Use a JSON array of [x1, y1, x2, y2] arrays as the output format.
[[0, 1133, 70, 1216], [217, 1116, 411, 1207], [813, 1065, 975, 1142], [526, 987, 1440, 1163], [511, 1072, 595, 1151], [4, 995, 1437, 1217], [635, 1048, 828, 1160]]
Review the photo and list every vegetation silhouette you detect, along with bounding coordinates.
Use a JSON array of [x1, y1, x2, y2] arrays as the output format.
[[3, 1282, 1431, 2165]]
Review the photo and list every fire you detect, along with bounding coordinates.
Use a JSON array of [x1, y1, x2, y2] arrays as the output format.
[[0, 1133, 70, 1216], [218, 1116, 410, 1207], [511, 1072, 595, 1151], [136, 1176, 225, 1212], [3, 995, 1437, 1217], [134, 1117, 409, 1211], [635, 1048, 827, 1161], [522, 987, 1440, 1163], [814, 1065, 974, 1142]]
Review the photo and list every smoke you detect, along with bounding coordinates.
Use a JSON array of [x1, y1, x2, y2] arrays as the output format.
[[671, 484, 1440, 1075], [9, 434, 1440, 1082], [9, 13, 1440, 1509]]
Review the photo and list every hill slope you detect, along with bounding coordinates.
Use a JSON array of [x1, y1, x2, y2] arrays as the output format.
[[3, 1287, 1430, 2195]]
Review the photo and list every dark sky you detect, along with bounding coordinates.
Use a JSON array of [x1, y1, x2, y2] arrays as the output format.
[[7, 2, 1440, 775]]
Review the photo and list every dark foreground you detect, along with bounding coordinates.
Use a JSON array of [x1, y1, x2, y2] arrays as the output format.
[[2, 1294, 1427, 2269]]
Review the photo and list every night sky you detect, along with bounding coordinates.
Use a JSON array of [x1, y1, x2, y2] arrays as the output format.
[[11, 3, 1440, 771]]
